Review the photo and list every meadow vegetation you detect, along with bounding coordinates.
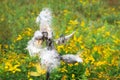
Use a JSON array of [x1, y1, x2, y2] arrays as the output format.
[[0, 0, 120, 80]]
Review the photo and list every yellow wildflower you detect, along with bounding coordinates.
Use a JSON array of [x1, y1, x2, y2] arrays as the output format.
[[98, 72, 104, 78], [29, 78, 33, 80], [103, 32, 110, 37], [28, 62, 35, 67], [60, 66, 68, 73], [16, 35, 22, 41], [61, 61, 65, 65], [26, 28, 32, 32], [68, 63, 73, 67], [5, 62, 12, 70], [69, 20, 78, 25], [116, 21, 120, 24], [97, 26, 105, 32], [93, 38, 96, 43], [80, 21, 85, 27], [94, 61, 107, 67], [81, 44, 85, 49], [23, 28, 32, 36], [63, 9, 69, 16], [1, 17, 4, 21], [85, 68, 90, 76], [57, 45, 64, 52], [72, 74, 75, 78], [29, 63, 46, 76], [85, 55, 95, 64], [111, 8, 115, 11], [77, 35, 83, 43], [79, 0, 83, 3], [74, 62, 79, 66], [93, 46, 98, 52], [73, 35, 77, 41], [9, 64, 21, 73], [24, 31, 31, 36], [65, 27, 70, 34], [111, 35, 116, 39], [111, 57, 118, 66], [61, 75, 67, 80], [5, 62, 21, 73], [113, 38, 120, 45], [31, 12, 34, 15], [93, 45, 102, 54], [4, 44, 8, 49]]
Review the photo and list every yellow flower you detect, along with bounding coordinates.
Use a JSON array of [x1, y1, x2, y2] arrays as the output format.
[[85, 55, 95, 64], [28, 28, 32, 31], [111, 57, 118, 66], [81, 44, 85, 49], [9, 64, 21, 73], [93, 46, 98, 52], [28, 63, 46, 76], [5, 62, 12, 70], [103, 49, 110, 58], [93, 45, 102, 54], [29, 78, 33, 80], [1, 17, 4, 21], [61, 61, 65, 65], [28, 62, 35, 67], [4, 44, 8, 49], [72, 74, 75, 78], [74, 62, 79, 66], [116, 21, 120, 24], [68, 63, 73, 67], [73, 35, 77, 41], [94, 61, 107, 67], [79, 0, 83, 3], [24, 31, 31, 36], [85, 68, 90, 76], [57, 45, 64, 52], [61, 75, 67, 80], [93, 38, 96, 43], [31, 12, 34, 15], [5, 62, 21, 73], [98, 72, 104, 78], [77, 35, 83, 43], [60, 66, 68, 73], [97, 26, 105, 32], [69, 20, 78, 25], [112, 35, 116, 39], [23, 28, 32, 36], [113, 38, 120, 45], [63, 9, 69, 15], [111, 8, 115, 11], [16, 35, 22, 41], [103, 32, 110, 37], [80, 21, 85, 27], [65, 26, 73, 34]]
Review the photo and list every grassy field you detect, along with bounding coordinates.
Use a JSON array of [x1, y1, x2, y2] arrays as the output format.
[[0, 0, 120, 80]]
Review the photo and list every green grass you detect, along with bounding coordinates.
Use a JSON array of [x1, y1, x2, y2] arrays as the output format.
[[0, 0, 120, 80]]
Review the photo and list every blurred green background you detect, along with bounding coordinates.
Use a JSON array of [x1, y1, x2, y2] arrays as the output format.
[[0, 0, 120, 43]]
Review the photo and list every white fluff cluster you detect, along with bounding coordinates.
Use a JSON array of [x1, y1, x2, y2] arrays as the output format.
[[26, 8, 83, 76], [36, 8, 53, 39], [61, 54, 83, 63], [39, 48, 60, 72], [26, 31, 43, 56]]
